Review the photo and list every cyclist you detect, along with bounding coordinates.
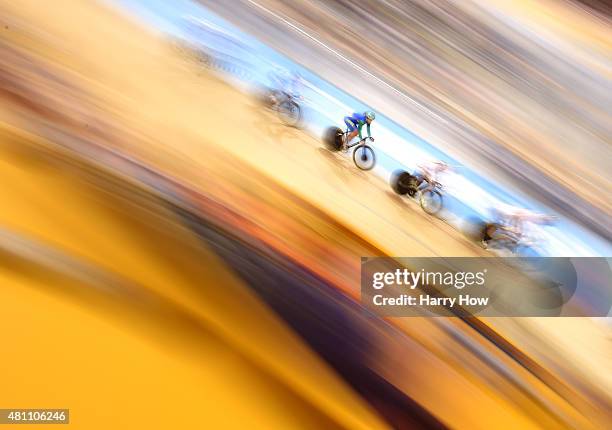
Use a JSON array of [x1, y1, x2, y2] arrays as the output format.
[[493, 205, 555, 232], [343, 111, 375, 151], [267, 67, 303, 106], [415, 161, 450, 186], [482, 205, 555, 249]]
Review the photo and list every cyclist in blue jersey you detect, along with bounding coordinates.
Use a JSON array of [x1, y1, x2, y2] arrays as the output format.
[[343, 111, 375, 150]]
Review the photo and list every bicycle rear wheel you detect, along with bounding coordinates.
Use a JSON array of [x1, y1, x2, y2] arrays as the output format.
[[390, 170, 418, 196], [353, 145, 376, 170], [420, 190, 443, 214], [324, 127, 343, 151], [278, 100, 302, 127]]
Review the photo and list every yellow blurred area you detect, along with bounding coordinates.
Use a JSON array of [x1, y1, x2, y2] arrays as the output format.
[[0, 128, 390, 430]]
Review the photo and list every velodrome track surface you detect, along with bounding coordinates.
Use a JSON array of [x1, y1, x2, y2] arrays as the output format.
[[1, 1, 610, 428]]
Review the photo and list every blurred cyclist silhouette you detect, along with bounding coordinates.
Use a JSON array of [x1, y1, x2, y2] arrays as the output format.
[[483, 204, 556, 250], [415, 161, 450, 185], [267, 67, 304, 104]]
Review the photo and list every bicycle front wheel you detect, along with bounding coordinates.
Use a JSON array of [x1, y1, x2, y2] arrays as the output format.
[[353, 145, 376, 171], [420, 190, 443, 214]]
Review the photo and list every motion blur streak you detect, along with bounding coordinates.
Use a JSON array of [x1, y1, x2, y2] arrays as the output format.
[[0, 0, 610, 429], [0, 129, 390, 429]]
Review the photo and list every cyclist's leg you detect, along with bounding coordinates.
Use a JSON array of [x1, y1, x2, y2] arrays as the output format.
[[489, 224, 519, 248], [343, 117, 358, 147], [481, 223, 497, 248], [343, 117, 356, 133], [267, 72, 286, 106], [413, 171, 427, 189]]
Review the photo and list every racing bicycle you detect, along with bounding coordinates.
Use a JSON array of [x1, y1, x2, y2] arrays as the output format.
[[260, 89, 303, 127], [390, 170, 444, 215], [324, 126, 376, 171]]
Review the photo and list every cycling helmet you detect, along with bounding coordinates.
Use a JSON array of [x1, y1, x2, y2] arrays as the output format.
[[434, 161, 448, 168], [365, 111, 376, 120]]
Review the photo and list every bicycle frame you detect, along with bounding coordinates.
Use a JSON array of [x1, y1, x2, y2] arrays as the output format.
[[342, 131, 371, 149], [418, 177, 443, 194]]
